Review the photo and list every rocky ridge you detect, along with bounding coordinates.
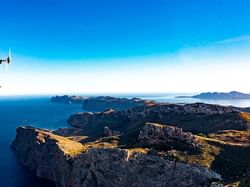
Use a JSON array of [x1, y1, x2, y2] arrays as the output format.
[[68, 102, 247, 136], [51, 95, 87, 104], [51, 95, 152, 111], [138, 123, 200, 149], [81, 96, 152, 111], [12, 126, 221, 187]]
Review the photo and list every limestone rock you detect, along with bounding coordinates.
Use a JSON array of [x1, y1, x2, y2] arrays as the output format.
[[12, 126, 221, 187], [103, 126, 120, 137], [51, 95, 87, 104], [138, 123, 200, 149], [81, 96, 152, 111], [68, 103, 247, 135]]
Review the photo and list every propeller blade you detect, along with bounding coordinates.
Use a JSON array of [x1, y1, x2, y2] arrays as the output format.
[[8, 48, 11, 63]]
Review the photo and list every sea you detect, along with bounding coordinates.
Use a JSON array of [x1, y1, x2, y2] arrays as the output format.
[[1, 94, 250, 187]]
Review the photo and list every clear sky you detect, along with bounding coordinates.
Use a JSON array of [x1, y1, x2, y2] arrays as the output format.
[[0, 0, 250, 95]]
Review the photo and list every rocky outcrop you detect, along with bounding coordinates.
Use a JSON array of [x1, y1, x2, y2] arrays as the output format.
[[68, 103, 247, 135], [51, 95, 87, 104], [12, 126, 221, 187], [138, 123, 200, 149], [182, 103, 238, 114], [53, 127, 87, 137], [103, 126, 120, 137]]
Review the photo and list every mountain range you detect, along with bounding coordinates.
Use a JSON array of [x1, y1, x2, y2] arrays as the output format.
[[176, 91, 250, 100]]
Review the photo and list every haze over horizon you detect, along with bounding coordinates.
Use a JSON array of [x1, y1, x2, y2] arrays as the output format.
[[0, 0, 250, 95]]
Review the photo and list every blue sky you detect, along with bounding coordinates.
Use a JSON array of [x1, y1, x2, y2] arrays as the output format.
[[0, 0, 250, 94]]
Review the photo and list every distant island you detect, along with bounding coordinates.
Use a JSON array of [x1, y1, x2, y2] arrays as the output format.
[[176, 91, 250, 100]]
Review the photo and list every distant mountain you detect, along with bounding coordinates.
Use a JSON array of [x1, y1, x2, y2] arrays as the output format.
[[51, 95, 153, 111], [176, 91, 250, 100], [50, 95, 87, 104]]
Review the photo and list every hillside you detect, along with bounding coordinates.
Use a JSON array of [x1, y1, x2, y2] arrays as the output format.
[[12, 99, 250, 187], [68, 103, 250, 137], [51, 95, 152, 111], [12, 125, 222, 187], [51, 95, 87, 104]]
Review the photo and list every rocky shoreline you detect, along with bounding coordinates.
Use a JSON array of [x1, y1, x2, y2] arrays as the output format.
[[11, 96, 250, 187], [12, 126, 221, 187]]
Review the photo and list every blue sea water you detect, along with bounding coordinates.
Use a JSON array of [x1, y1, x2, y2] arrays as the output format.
[[0, 97, 82, 187], [1, 94, 250, 187]]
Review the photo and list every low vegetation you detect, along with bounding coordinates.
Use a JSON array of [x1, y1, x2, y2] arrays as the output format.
[[240, 112, 250, 120], [77, 129, 250, 186], [63, 104, 250, 186], [207, 130, 250, 146]]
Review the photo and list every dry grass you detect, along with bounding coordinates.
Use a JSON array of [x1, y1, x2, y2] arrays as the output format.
[[56, 138, 86, 156], [36, 130, 86, 156], [84, 136, 120, 149], [127, 147, 149, 154], [223, 178, 250, 187], [207, 130, 250, 147], [240, 112, 250, 122], [163, 137, 221, 168], [36, 125, 250, 186], [67, 136, 89, 142]]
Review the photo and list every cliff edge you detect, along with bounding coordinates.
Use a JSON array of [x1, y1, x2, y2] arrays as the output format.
[[12, 126, 221, 187]]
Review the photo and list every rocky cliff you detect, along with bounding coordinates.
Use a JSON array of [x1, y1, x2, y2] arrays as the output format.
[[81, 96, 152, 111], [51, 95, 87, 104], [68, 102, 248, 136], [51, 95, 153, 111], [12, 126, 222, 187], [138, 123, 200, 149]]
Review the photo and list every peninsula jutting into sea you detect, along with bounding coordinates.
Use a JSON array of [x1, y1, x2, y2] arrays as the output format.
[[1, 1, 250, 187], [11, 95, 250, 187]]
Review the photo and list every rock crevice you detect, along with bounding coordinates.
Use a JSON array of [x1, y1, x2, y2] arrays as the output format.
[[12, 126, 221, 187]]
